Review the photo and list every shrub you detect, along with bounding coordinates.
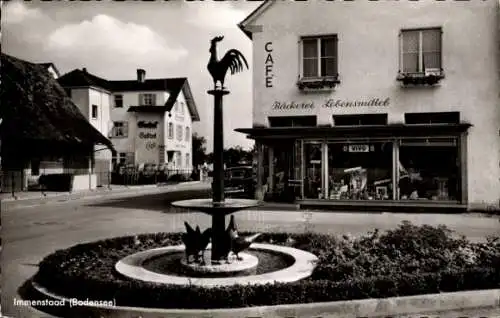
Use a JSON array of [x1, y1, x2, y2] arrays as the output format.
[[32, 224, 500, 309]]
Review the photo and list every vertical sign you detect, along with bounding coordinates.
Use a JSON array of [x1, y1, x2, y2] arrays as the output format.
[[265, 42, 274, 88]]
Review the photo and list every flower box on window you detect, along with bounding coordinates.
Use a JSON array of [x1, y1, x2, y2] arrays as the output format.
[[397, 69, 445, 86], [297, 76, 340, 91]]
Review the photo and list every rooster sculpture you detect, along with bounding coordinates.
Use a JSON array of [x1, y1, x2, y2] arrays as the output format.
[[207, 36, 248, 89], [182, 221, 212, 265], [227, 215, 261, 261]]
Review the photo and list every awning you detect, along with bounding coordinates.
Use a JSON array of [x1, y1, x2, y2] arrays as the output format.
[[235, 123, 473, 140]]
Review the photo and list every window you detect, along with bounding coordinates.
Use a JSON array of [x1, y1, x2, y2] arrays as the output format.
[[185, 126, 190, 142], [175, 102, 179, 113], [333, 114, 388, 126], [185, 153, 190, 168], [400, 28, 442, 74], [176, 125, 183, 141], [327, 141, 393, 200], [139, 93, 156, 106], [405, 112, 459, 125], [180, 102, 185, 115], [111, 121, 128, 138], [399, 137, 459, 202], [114, 95, 123, 108], [91, 105, 98, 119], [301, 35, 338, 79], [168, 123, 174, 139], [268, 116, 317, 127]]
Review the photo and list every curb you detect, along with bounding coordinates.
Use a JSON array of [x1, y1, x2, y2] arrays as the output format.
[[30, 282, 500, 318], [1, 181, 206, 204]]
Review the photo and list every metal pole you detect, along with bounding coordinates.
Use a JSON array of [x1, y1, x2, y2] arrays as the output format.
[[208, 88, 229, 262]]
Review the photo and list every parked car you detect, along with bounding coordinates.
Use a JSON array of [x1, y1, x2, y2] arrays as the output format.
[[224, 166, 256, 198]]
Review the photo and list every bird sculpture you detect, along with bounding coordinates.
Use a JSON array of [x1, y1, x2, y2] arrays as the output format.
[[227, 215, 261, 261], [207, 36, 248, 90], [182, 222, 212, 264]]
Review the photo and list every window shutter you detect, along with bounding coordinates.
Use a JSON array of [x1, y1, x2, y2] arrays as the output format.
[[123, 121, 129, 137], [108, 121, 114, 138], [298, 38, 303, 79], [152, 94, 157, 106], [398, 32, 402, 73]]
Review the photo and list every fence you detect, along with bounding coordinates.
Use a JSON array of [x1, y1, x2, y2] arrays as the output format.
[[0, 166, 197, 194], [107, 168, 195, 186]]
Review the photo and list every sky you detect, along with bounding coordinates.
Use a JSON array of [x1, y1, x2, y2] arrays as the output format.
[[1, 0, 261, 153]]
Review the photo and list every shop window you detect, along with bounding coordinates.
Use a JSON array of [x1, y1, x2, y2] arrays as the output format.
[[303, 142, 323, 199], [91, 105, 98, 119], [327, 141, 393, 201], [398, 138, 459, 202], [398, 28, 443, 85], [139, 93, 156, 106], [405, 112, 459, 124], [114, 95, 123, 108], [298, 35, 340, 90], [168, 123, 174, 139], [333, 114, 388, 126], [110, 121, 128, 138], [269, 116, 317, 127]]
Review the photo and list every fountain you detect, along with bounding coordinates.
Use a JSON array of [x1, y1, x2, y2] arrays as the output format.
[[171, 35, 261, 267], [114, 36, 318, 286]]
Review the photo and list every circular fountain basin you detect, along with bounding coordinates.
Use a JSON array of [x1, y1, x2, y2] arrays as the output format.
[[115, 243, 318, 287], [170, 198, 260, 215]]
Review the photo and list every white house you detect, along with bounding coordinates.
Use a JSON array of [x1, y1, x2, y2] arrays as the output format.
[[237, 0, 500, 212], [58, 69, 200, 179]]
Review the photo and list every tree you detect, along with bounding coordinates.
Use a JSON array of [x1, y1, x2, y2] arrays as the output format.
[[192, 133, 207, 167]]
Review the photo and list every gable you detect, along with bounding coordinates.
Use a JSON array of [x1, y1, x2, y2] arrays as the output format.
[[239, 1, 276, 39]]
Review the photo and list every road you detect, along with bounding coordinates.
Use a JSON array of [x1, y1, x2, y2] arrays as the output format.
[[1, 184, 499, 317]]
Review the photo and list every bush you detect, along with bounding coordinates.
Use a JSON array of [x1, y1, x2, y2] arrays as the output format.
[[167, 174, 187, 182], [32, 224, 500, 309]]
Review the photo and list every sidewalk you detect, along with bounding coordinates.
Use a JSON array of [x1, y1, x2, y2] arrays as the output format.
[[0, 181, 205, 203]]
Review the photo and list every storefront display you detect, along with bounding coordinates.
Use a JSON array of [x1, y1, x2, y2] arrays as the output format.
[[259, 136, 461, 203]]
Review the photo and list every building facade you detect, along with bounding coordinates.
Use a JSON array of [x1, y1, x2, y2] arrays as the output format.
[[58, 69, 200, 178], [238, 0, 500, 211], [1, 54, 114, 193]]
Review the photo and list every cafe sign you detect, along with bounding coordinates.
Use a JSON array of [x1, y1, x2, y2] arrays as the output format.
[[272, 98, 390, 110]]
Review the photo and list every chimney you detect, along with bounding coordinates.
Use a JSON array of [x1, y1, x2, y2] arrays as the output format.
[[82, 67, 87, 73], [137, 69, 146, 83]]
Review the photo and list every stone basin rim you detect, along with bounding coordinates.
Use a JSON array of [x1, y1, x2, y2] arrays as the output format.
[[115, 243, 318, 287]]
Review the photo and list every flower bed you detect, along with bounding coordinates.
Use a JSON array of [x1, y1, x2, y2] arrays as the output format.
[[32, 222, 500, 309]]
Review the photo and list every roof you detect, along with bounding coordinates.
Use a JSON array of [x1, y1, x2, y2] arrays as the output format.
[[1, 53, 114, 152], [238, 1, 275, 39], [235, 123, 473, 140], [37, 62, 61, 78], [58, 69, 200, 121]]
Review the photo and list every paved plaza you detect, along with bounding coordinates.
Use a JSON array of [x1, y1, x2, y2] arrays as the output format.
[[2, 184, 499, 317]]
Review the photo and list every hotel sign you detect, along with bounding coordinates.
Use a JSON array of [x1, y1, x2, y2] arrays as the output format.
[[137, 121, 159, 129], [272, 98, 390, 110]]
